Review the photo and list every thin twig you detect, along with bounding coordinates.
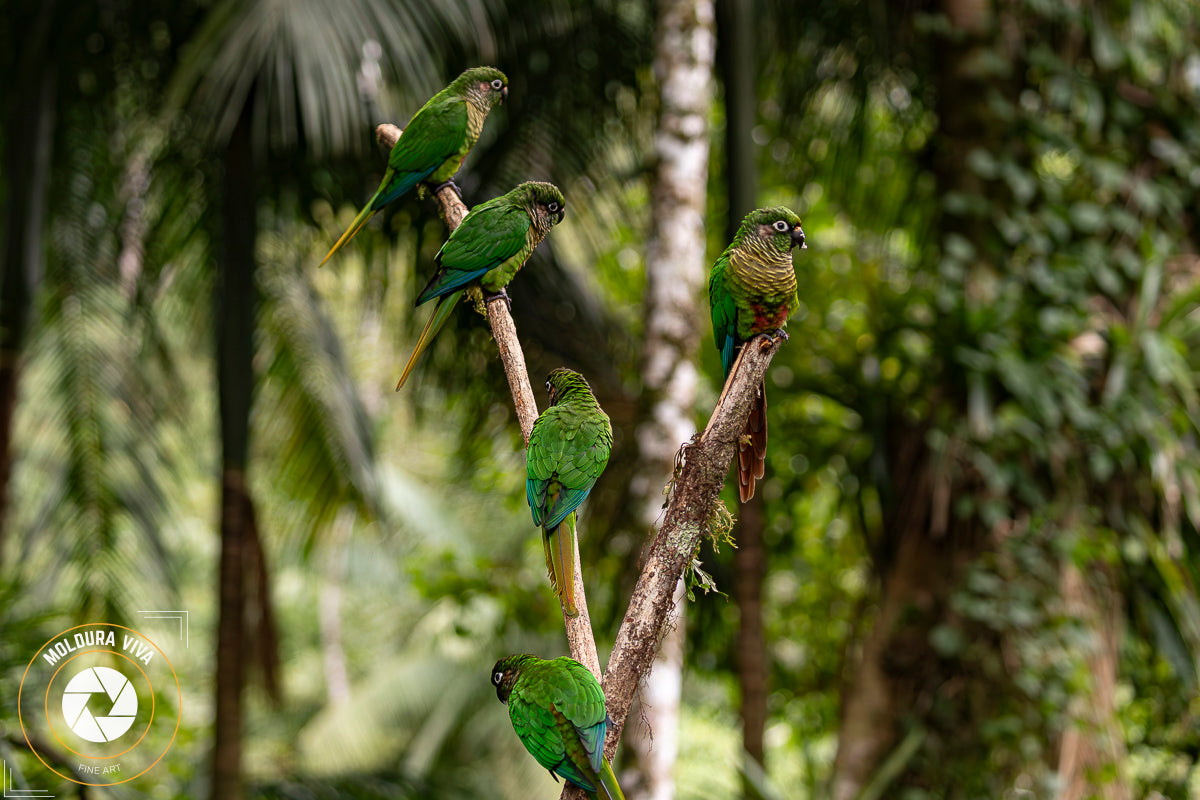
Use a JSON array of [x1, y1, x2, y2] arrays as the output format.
[[375, 124, 602, 680]]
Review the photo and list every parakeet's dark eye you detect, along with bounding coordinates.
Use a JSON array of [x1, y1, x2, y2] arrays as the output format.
[[491, 79, 504, 90], [545, 380, 552, 393], [492, 671, 504, 686], [547, 201, 560, 213], [773, 220, 789, 232]]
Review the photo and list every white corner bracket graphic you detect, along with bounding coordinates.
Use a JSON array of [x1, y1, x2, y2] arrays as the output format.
[[2, 759, 54, 798], [136, 610, 189, 648]]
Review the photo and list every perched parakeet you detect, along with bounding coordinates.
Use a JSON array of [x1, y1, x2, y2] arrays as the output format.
[[526, 369, 612, 617], [708, 206, 806, 502], [319, 66, 509, 266], [394, 181, 566, 391], [492, 654, 625, 800]]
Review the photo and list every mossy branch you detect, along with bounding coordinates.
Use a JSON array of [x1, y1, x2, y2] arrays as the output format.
[[600, 335, 783, 759]]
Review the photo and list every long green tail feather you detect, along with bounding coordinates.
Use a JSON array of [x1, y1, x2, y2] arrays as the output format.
[[542, 512, 578, 617], [395, 289, 464, 391], [599, 757, 625, 800], [319, 172, 396, 267], [319, 201, 378, 267]]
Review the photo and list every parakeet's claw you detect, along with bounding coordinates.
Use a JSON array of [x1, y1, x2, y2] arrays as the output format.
[[758, 329, 789, 349], [484, 287, 513, 312], [431, 178, 464, 200]]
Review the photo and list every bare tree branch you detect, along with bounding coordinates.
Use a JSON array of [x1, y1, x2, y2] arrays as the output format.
[[375, 124, 602, 682]]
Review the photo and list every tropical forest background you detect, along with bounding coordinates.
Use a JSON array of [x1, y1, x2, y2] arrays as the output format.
[[1, 0, 1199, 799]]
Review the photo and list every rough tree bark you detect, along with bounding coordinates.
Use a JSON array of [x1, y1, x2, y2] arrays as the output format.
[[603, 336, 783, 753], [624, 0, 715, 797]]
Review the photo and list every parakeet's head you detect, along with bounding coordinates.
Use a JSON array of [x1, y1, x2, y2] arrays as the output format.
[[545, 367, 591, 407], [455, 66, 509, 105], [739, 206, 806, 253], [491, 655, 526, 703], [515, 181, 566, 227]]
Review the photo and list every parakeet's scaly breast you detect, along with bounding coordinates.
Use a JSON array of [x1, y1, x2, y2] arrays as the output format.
[[730, 248, 796, 297]]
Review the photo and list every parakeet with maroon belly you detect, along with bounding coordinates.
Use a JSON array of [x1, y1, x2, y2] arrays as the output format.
[[492, 654, 625, 800], [319, 66, 508, 266], [526, 368, 612, 617], [708, 206, 807, 502], [394, 181, 565, 391]]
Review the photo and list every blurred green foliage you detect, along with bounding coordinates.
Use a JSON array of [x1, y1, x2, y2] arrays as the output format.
[[1, 0, 1199, 798]]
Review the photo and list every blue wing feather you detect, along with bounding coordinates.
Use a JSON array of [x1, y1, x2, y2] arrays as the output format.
[[370, 166, 437, 210], [544, 486, 592, 531], [527, 478, 548, 527]]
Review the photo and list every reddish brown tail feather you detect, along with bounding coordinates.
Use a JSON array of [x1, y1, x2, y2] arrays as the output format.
[[737, 381, 768, 502]]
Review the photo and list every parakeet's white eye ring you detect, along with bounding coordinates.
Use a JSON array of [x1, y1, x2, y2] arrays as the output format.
[[547, 202, 560, 212], [492, 79, 504, 90], [493, 671, 504, 685], [773, 220, 789, 232]]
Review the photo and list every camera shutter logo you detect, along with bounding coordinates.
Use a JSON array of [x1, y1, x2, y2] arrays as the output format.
[[61, 666, 139, 743]]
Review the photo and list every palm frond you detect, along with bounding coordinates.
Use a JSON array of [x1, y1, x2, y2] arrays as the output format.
[[166, 0, 501, 156]]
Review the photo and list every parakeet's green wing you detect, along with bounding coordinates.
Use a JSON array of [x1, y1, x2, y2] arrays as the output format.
[[554, 659, 609, 776], [509, 693, 597, 791], [526, 417, 561, 528], [416, 203, 532, 305], [709, 257, 738, 376], [373, 99, 470, 210], [526, 410, 611, 530]]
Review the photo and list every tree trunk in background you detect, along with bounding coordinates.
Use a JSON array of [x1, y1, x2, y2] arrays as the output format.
[[0, 1, 56, 558], [833, 3, 1001, 796], [717, 0, 757, 227], [210, 97, 259, 800], [717, 1, 766, 793], [1057, 564, 1129, 800], [733, 493, 767, 796], [622, 1, 715, 798], [831, 423, 973, 800]]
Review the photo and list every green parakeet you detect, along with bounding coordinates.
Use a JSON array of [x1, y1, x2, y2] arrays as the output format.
[[526, 369, 612, 617], [394, 181, 566, 391], [492, 654, 625, 800], [319, 66, 508, 266], [708, 206, 806, 502]]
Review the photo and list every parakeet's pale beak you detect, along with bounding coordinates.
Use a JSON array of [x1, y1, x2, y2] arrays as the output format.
[[791, 226, 807, 250], [501, 86, 509, 101]]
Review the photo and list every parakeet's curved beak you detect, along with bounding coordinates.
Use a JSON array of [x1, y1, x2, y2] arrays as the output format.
[[791, 226, 807, 250], [501, 86, 509, 102], [555, 207, 565, 224]]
